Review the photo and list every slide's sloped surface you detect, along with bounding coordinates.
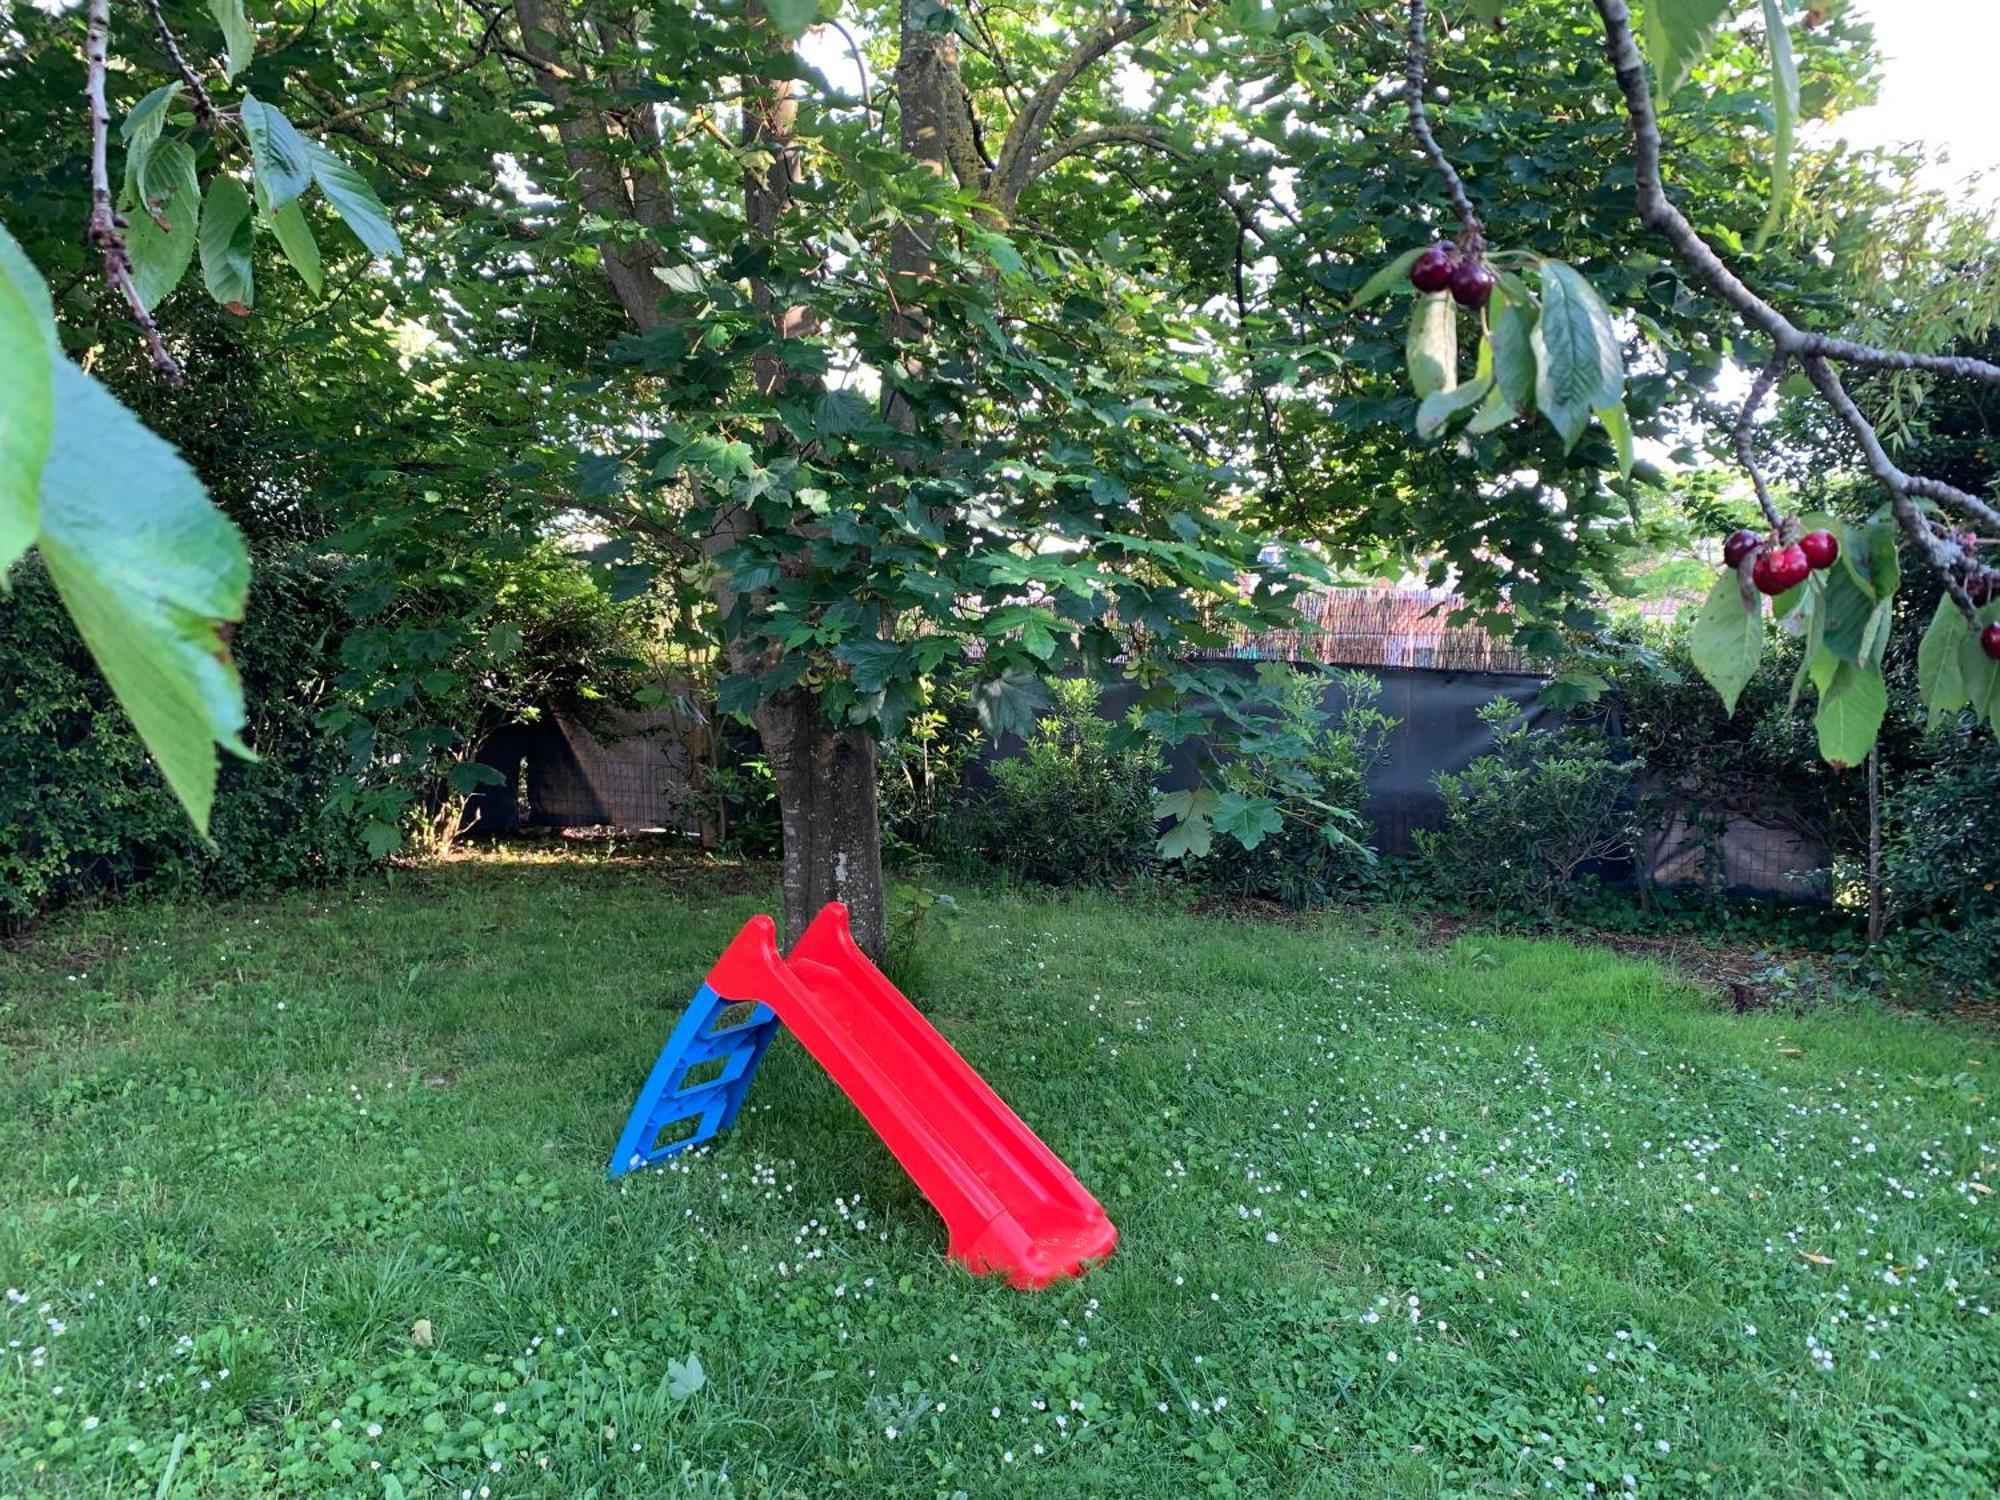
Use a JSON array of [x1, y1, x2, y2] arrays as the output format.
[[703, 904, 1116, 1289]]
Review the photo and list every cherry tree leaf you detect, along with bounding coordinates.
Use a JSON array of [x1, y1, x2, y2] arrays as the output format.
[[1350, 246, 1425, 310], [241, 94, 315, 210], [1642, 0, 1736, 102], [199, 175, 256, 311], [36, 361, 252, 832], [1917, 593, 1971, 727], [265, 194, 324, 295], [1690, 568, 1762, 714], [307, 141, 402, 258], [119, 82, 181, 207], [1752, 0, 1798, 249], [123, 139, 199, 312], [1406, 292, 1457, 398], [208, 0, 255, 81], [0, 218, 55, 573], [1532, 260, 1624, 451], [1417, 372, 1493, 439], [1813, 658, 1886, 770]]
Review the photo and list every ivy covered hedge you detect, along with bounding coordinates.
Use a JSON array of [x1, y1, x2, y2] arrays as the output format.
[[0, 557, 369, 930]]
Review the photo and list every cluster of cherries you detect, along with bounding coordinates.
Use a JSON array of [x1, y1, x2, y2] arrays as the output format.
[[1726, 524, 2000, 660], [1410, 241, 1497, 310], [1722, 524, 1837, 596]]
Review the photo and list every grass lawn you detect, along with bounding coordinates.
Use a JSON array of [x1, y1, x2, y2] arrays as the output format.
[[2, 850, 1996, 1497]]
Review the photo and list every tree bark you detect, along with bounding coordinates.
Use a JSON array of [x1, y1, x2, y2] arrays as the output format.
[[756, 687, 887, 956]]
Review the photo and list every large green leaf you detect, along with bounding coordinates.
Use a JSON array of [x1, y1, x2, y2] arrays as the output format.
[[265, 196, 323, 295], [1213, 792, 1284, 852], [1595, 400, 1635, 479], [199, 175, 256, 311], [1958, 606, 2000, 726], [1916, 593, 1970, 727], [1406, 292, 1457, 399], [1690, 569, 1762, 714], [1642, 0, 1736, 101], [36, 362, 251, 832], [124, 139, 200, 312], [1489, 292, 1537, 412], [307, 142, 402, 258], [1531, 260, 1623, 451], [1813, 659, 1886, 770], [764, 0, 819, 38], [208, 0, 255, 80], [0, 219, 55, 573], [240, 94, 315, 210], [119, 82, 182, 207], [1416, 372, 1493, 439], [1753, 0, 1798, 249]]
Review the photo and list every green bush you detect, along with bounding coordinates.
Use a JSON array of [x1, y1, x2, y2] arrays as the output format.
[[976, 677, 1162, 887], [878, 683, 984, 870], [1874, 725, 2000, 1005], [1416, 697, 1642, 919], [1193, 668, 1395, 906], [0, 558, 369, 929]]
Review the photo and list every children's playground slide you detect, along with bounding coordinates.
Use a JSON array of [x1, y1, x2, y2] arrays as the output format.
[[608, 902, 1116, 1289]]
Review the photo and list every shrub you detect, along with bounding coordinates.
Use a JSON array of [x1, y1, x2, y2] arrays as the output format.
[[1874, 725, 2000, 1006], [1192, 668, 1396, 906], [1416, 697, 1641, 918], [878, 683, 984, 870], [976, 678, 1161, 887], [0, 557, 369, 929]]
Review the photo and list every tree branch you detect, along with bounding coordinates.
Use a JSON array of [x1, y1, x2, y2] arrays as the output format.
[[1404, 0, 1482, 247], [986, 10, 1157, 212], [140, 0, 219, 131], [1732, 355, 1787, 531], [85, 0, 182, 384], [308, 10, 507, 135]]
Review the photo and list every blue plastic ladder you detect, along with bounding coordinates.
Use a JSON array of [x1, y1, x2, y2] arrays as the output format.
[[607, 984, 780, 1177]]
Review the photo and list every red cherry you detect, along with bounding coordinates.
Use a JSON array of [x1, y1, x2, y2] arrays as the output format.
[[1410, 243, 1456, 293], [1722, 528, 1762, 569], [1752, 543, 1811, 596], [1449, 258, 1497, 310], [1983, 622, 2000, 662], [1798, 529, 1839, 570]]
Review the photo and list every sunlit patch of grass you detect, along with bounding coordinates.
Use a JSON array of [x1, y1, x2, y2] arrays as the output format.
[[1, 857, 1995, 1496]]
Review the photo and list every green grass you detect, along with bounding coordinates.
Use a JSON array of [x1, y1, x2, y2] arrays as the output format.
[[2, 850, 1995, 1497]]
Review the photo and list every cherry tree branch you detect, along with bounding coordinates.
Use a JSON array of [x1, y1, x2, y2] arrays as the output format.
[[1584, 0, 1995, 612], [85, 0, 182, 384], [1404, 0, 1482, 247], [140, 0, 219, 130], [1732, 355, 1788, 531], [987, 10, 1157, 211]]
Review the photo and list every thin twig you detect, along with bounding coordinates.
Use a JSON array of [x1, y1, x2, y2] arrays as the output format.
[[85, 0, 182, 384], [1732, 355, 1788, 531], [1404, 0, 1482, 248], [141, 0, 219, 130]]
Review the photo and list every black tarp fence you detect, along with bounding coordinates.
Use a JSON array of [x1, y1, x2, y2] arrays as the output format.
[[470, 661, 1829, 901]]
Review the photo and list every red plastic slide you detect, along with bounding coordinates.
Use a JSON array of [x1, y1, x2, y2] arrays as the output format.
[[704, 903, 1117, 1288]]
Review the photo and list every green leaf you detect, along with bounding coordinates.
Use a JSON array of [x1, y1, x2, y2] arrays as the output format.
[[266, 196, 323, 295], [1917, 594, 1971, 727], [307, 142, 402, 258], [1464, 383, 1518, 436], [208, 0, 255, 81], [1157, 813, 1213, 862], [834, 639, 910, 693], [1813, 659, 1886, 770], [1595, 401, 1635, 479], [654, 262, 704, 295], [1489, 292, 1537, 412], [35, 361, 251, 832], [666, 1353, 707, 1401], [240, 94, 315, 210], [1212, 792, 1285, 852], [1690, 568, 1762, 714], [124, 139, 200, 312], [1406, 292, 1456, 399], [199, 175, 255, 311], [763, 0, 819, 38], [119, 82, 182, 206], [1753, 0, 1798, 249], [974, 666, 1050, 741], [1818, 566, 1877, 664], [0, 219, 55, 573], [1532, 260, 1624, 451], [1642, 0, 1735, 102], [1350, 246, 1424, 310], [1957, 609, 2000, 724], [1416, 372, 1493, 440]]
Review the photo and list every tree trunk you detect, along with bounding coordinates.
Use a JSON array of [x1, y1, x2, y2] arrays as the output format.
[[756, 688, 887, 956]]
